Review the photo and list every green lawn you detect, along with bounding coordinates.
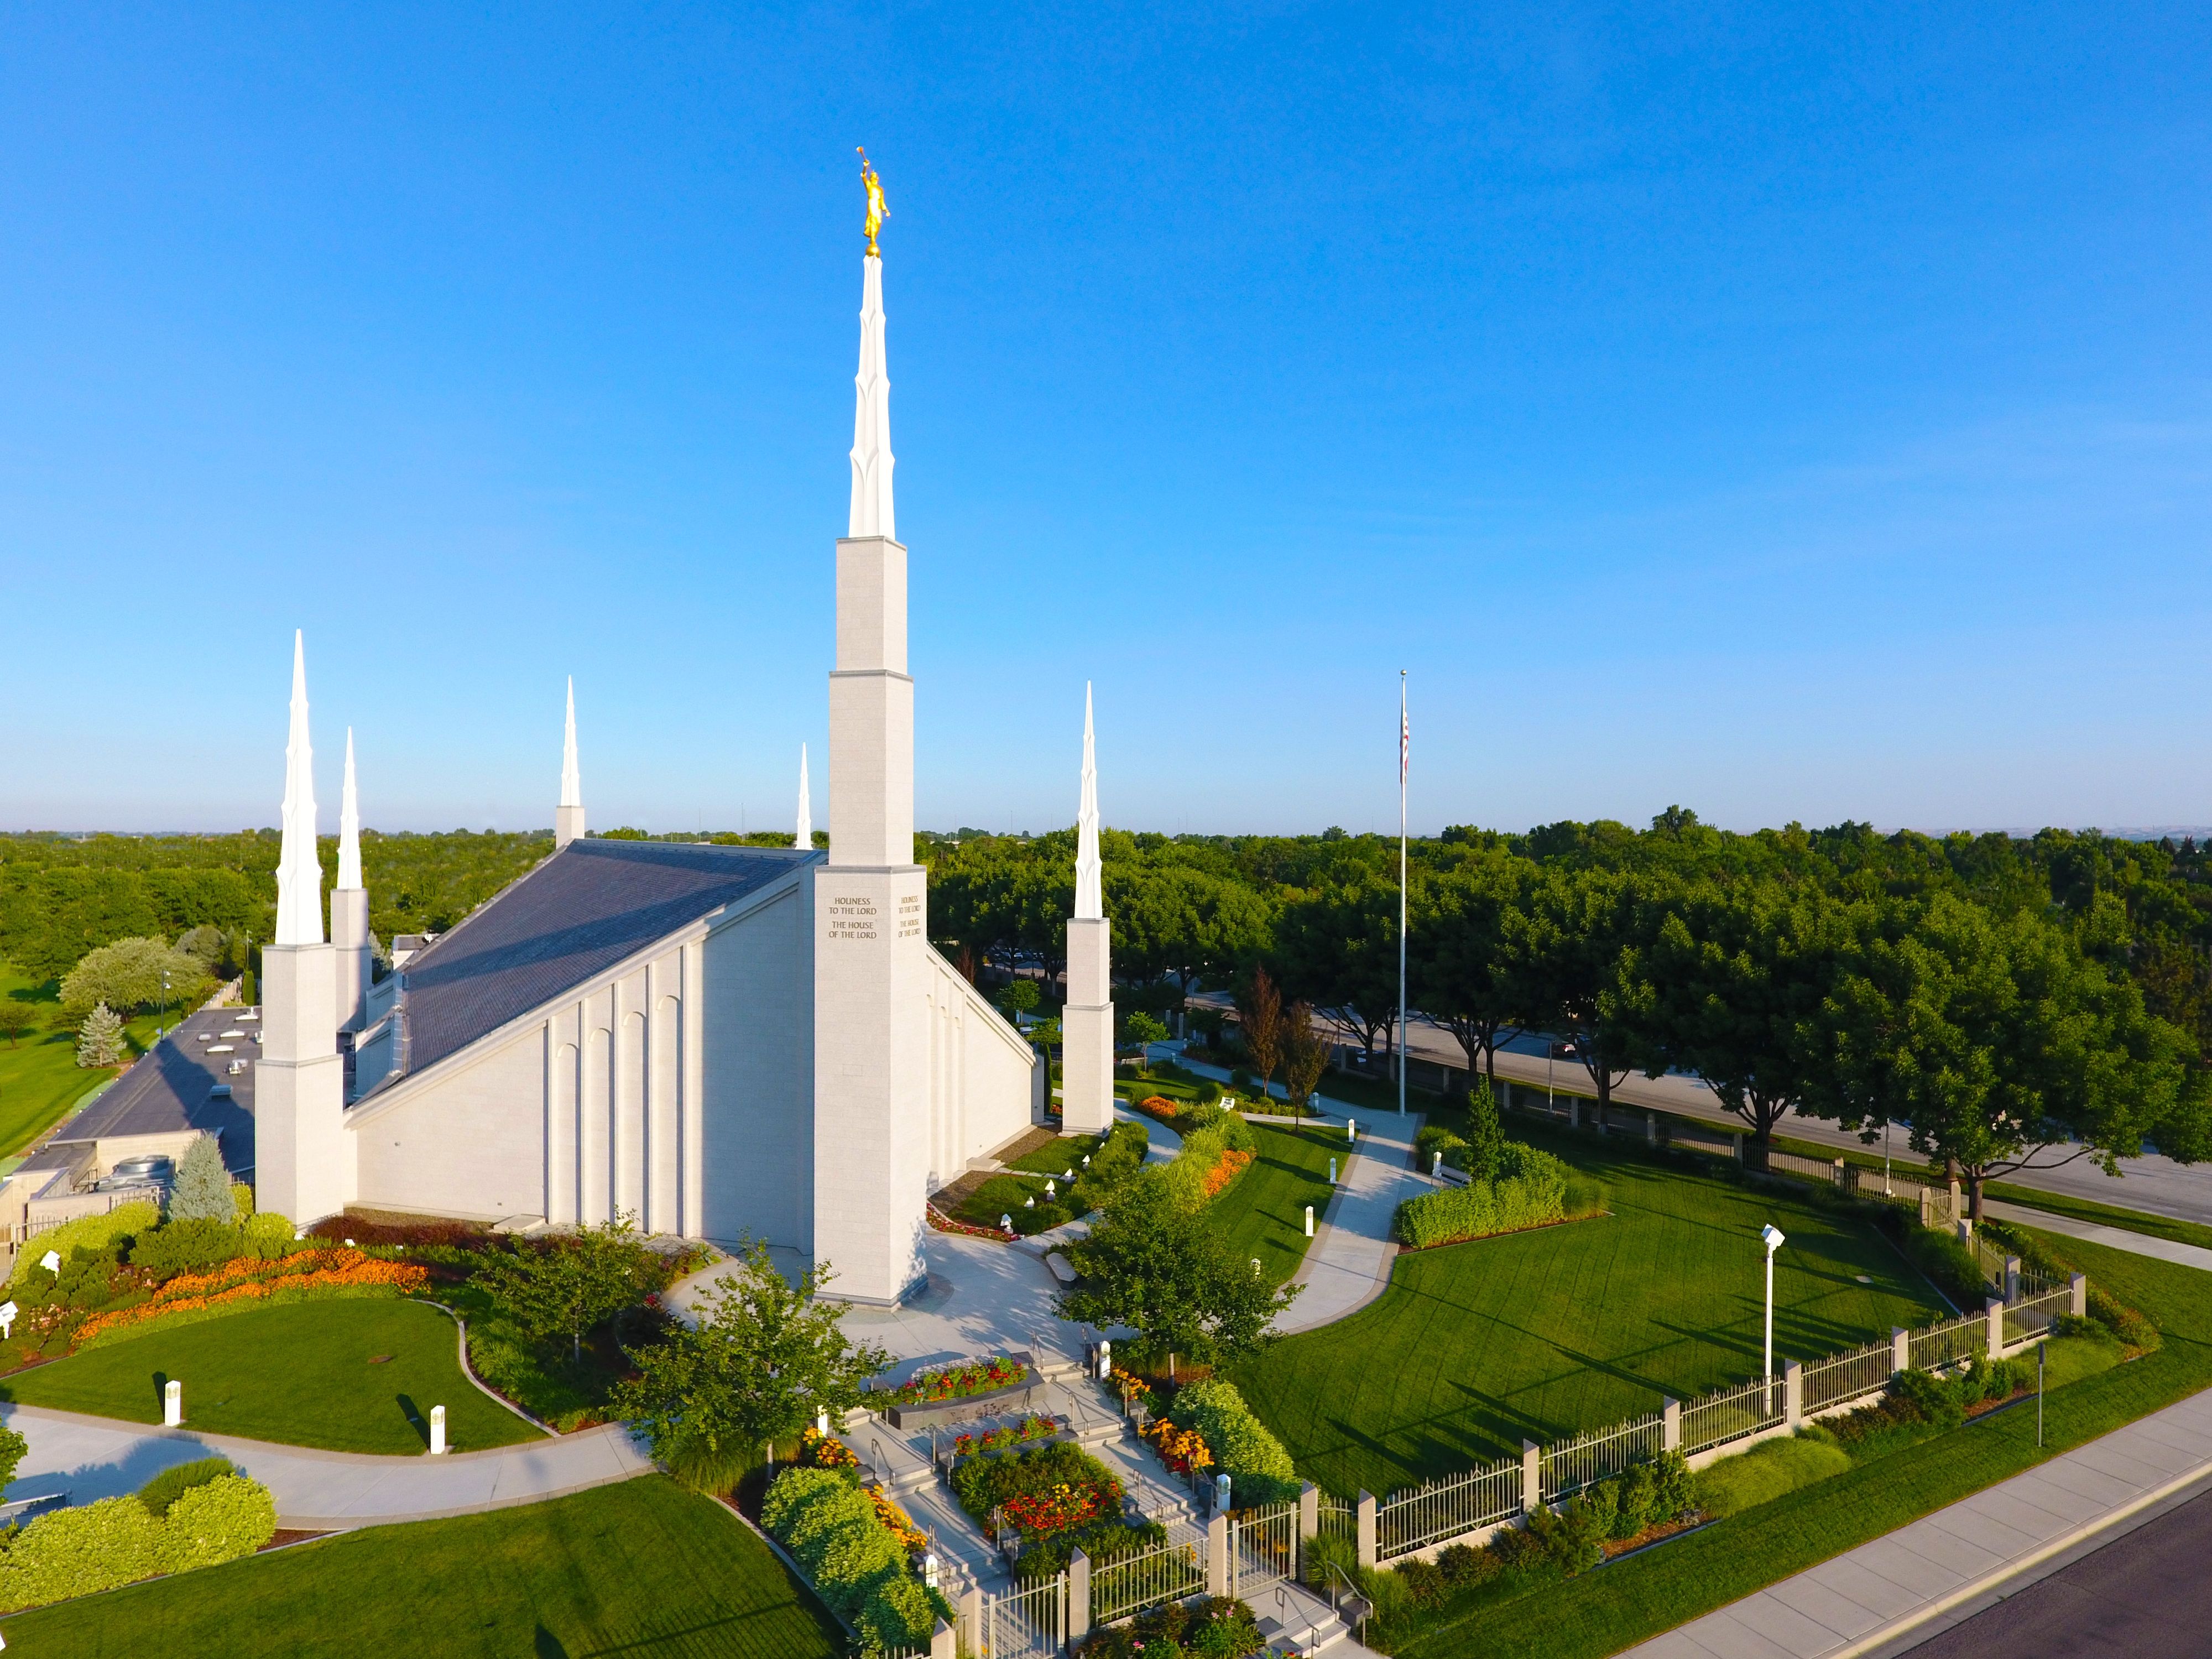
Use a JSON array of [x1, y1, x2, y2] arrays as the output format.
[[1390, 1230, 2212, 1658], [0, 964, 171, 1156], [0, 1473, 844, 1657], [1233, 1133, 1946, 1498], [0, 1297, 543, 1454], [952, 1128, 1128, 1235], [1211, 1120, 1343, 1285]]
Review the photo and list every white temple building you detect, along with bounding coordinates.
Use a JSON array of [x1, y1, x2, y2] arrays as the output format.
[[253, 231, 1045, 1303]]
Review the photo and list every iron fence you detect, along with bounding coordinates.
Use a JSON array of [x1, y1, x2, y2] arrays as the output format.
[[1374, 1457, 1519, 1561], [974, 1573, 1065, 1659], [1801, 1338, 1895, 1413], [1089, 1534, 1206, 1626], [1680, 1375, 1786, 1457], [1910, 1312, 1989, 1373], [1229, 1501, 1299, 1600], [1541, 1410, 1665, 1503], [2005, 1285, 2075, 1347]]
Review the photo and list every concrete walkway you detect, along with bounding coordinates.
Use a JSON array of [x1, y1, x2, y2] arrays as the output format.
[[0, 1402, 654, 1531], [1620, 1383, 2212, 1658], [1981, 1199, 2212, 1275], [1280, 1113, 1427, 1335]]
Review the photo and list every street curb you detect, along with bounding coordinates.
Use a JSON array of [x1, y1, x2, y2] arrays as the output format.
[[1829, 1452, 2212, 1658]]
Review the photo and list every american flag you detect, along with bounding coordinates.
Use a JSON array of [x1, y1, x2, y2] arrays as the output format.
[[1399, 682, 1410, 785]]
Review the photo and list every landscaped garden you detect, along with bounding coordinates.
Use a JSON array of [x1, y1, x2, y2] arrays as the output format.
[[0, 1474, 846, 1657], [1209, 1118, 1340, 1284], [942, 1121, 1147, 1236], [1232, 1125, 1951, 1497]]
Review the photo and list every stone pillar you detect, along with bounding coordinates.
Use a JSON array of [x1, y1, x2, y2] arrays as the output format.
[[1892, 1326, 1910, 1375], [257, 941, 349, 1225], [1957, 1218, 1974, 1248], [958, 1586, 982, 1654], [1520, 1440, 1541, 1515], [1783, 1360, 1802, 1431], [1645, 1111, 1657, 1147], [815, 529, 933, 1306], [1731, 1131, 1744, 1164], [1986, 1298, 2005, 1359], [1569, 1098, 1580, 1131], [1832, 1158, 1849, 1193], [1062, 915, 1115, 1135], [1355, 1491, 1376, 1571], [2070, 1273, 2088, 1318], [930, 1618, 957, 1659], [1067, 1549, 1091, 1644], [1298, 1480, 1319, 1539], [1661, 1397, 1680, 1454], [2005, 1256, 2021, 1305], [1207, 1512, 1230, 1595]]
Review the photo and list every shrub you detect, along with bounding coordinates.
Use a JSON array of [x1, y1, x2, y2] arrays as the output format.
[[158, 1474, 277, 1571], [1394, 1144, 1569, 1248], [760, 1467, 907, 1623], [242, 1210, 300, 1259], [1463, 1080, 1505, 1182], [857, 1572, 936, 1651], [9, 1201, 158, 1287], [0, 1427, 23, 1494], [0, 1496, 165, 1612], [1167, 1379, 1300, 1507], [1524, 1501, 1603, 1575], [167, 1133, 234, 1224], [229, 1182, 254, 1222], [1436, 1541, 1496, 1588], [1414, 1125, 1467, 1168], [129, 1219, 245, 1280], [1395, 1555, 1448, 1608], [137, 1457, 235, 1519]]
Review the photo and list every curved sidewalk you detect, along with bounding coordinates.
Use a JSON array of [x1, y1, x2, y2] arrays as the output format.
[[0, 1402, 654, 1531], [1280, 1112, 1427, 1334]]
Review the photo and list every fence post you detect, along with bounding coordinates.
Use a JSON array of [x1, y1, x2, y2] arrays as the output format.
[[2004, 1256, 2021, 1305], [1891, 1326, 1909, 1376], [1985, 1298, 2004, 1359], [1832, 1158, 1848, 1193], [1646, 1111, 1657, 1147], [1353, 1492, 1376, 1571], [1661, 1397, 1680, 1454], [1569, 1098, 1580, 1131], [1956, 1218, 1973, 1248], [1207, 1511, 1230, 1595], [958, 1585, 982, 1654], [1067, 1551, 1090, 1645], [1521, 1439, 1541, 1515], [1783, 1359, 1802, 1431], [930, 1617, 956, 1659], [1298, 1480, 1319, 1540], [1731, 1131, 1743, 1164], [2070, 1273, 2087, 1318]]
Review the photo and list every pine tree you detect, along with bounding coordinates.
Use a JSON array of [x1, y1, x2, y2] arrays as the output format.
[[1464, 1076, 1505, 1183], [76, 1003, 124, 1068], [169, 1132, 233, 1222]]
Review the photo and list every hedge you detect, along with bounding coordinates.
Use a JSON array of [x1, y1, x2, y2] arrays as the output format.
[[10, 1201, 159, 1286], [0, 1473, 276, 1613], [1168, 1379, 1300, 1507], [1394, 1144, 1569, 1249], [761, 1467, 938, 1650]]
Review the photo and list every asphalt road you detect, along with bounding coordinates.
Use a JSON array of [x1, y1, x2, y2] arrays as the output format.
[[1901, 1483, 2212, 1658], [1183, 995, 2212, 1228]]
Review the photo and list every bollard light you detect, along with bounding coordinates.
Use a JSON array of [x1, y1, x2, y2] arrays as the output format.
[[163, 1379, 182, 1427], [430, 1404, 447, 1455], [1347, 1118, 1356, 1144], [1305, 1205, 1314, 1237]]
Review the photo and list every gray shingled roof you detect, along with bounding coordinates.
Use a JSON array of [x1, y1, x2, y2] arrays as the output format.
[[396, 839, 810, 1075], [41, 1006, 257, 1175]]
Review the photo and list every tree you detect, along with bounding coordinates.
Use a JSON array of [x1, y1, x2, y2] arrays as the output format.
[[1271, 871, 1402, 1060], [0, 1000, 39, 1048], [1409, 855, 1540, 1083], [996, 977, 1041, 1025], [478, 1215, 656, 1361], [1237, 966, 1286, 1098], [1281, 1003, 1330, 1113], [1058, 1168, 1299, 1366], [59, 937, 210, 1019], [613, 1240, 891, 1489], [1463, 1077, 1505, 1182], [1513, 869, 1666, 1112], [1124, 1010, 1170, 1050], [76, 1003, 123, 1068], [168, 1132, 233, 1222], [1619, 881, 1842, 1162]]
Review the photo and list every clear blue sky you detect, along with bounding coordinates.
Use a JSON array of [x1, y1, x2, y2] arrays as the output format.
[[4, 5, 2208, 837]]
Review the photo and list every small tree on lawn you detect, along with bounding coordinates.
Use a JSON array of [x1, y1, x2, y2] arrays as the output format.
[[996, 977, 1041, 1026], [76, 1003, 124, 1068], [479, 1214, 655, 1362], [613, 1240, 891, 1492], [1124, 1010, 1170, 1051], [1237, 967, 1286, 1101], [1281, 1004, 1330, 1114], [1058, 1167, 1300, 1368], [1463, 1077, 1505, 1183], [169, 1133, 233, 1222], [0, 1001, 38, 1049]]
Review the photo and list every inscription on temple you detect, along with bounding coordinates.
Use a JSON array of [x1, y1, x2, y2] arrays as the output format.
[[898, 895, 922, 940], [827, 896, 878, 941]]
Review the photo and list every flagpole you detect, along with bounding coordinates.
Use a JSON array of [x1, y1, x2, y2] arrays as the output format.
[[1398, 670, 1407, 1116]]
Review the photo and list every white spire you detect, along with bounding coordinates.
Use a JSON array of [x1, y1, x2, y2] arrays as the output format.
[[274, 630, 325, 946], [795, 743, 813, 852], [560, 676, 582, 808], [848, 254, 895, 541], [336, 727, 363, 891], [1074, 682, 1102, 920]]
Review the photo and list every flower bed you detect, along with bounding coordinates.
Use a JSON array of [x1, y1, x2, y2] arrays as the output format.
[[1139, 1417, 1213, 1475], [71, 1251, 429, 1349], [952, 1415, 1061, 1459], [950, 1440, 1125, 1544], [884, 1354, 1029, 1405], [926, 1202, 1015, 1242], [796, 1426, 859, 1473]]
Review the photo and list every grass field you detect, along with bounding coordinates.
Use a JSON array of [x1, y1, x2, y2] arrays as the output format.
[[0, 1473, 844, 1657], [1232, 1128, 1947, 1497], [1390, 1229, 2212, 1658], [0, 964, 170, 1156], [1211, 1120, 1343, 1285], [0, 1298, 543, 1454]]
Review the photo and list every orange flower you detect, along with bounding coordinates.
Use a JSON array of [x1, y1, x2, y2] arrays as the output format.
[[1201, 1148, 1253, 1199], [72, 1251, 429, 1348]]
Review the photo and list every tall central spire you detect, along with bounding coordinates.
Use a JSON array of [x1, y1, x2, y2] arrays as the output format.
[[1075, 683, 1102, 919], [848, 254, 895, 541], [274, 630, 324, 946], [560, 677, 582, 808], [795, 743, 812, 852], [336, 728, 363, 891]]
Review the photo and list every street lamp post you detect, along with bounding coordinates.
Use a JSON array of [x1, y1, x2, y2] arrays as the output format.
[[1761, 1223, 1787, 1413]]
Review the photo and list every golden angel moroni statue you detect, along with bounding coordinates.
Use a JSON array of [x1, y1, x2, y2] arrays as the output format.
[[857, 147, 889, 256]]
